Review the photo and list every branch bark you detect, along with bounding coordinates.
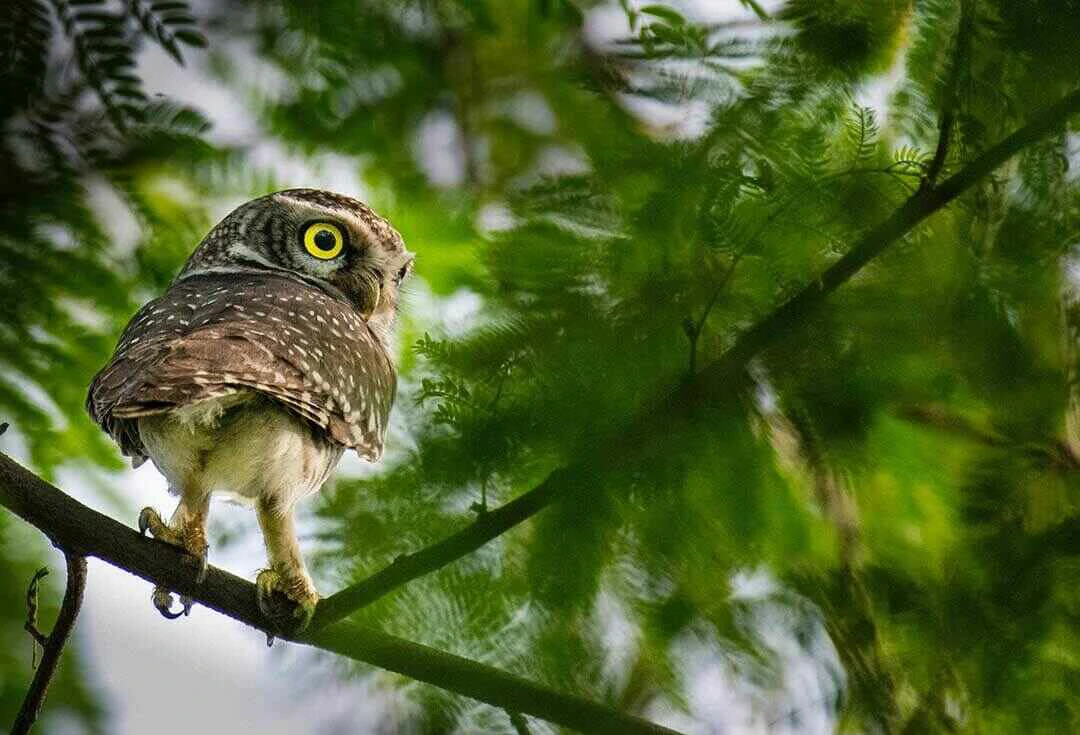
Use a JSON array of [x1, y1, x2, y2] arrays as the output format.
[[11, 553, 87, 735], [313, 86, 1080, 631], [0, 452, 680, 735]]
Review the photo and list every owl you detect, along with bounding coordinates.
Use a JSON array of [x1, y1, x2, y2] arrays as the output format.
[[87, 189, 414, 628]]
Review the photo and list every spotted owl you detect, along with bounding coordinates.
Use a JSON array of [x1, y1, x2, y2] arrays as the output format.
[[87, 189, 414, 627]]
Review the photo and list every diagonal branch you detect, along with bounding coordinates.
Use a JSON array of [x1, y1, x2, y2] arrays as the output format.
[[313, 468, 573, 628], [0, 452, 681, 735], [12, 553, 87, 735], [313, 86, 1080, 632]]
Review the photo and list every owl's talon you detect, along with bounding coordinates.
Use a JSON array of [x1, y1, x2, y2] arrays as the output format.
[[189, 545, 209, 584], [176, 524, 209, 584], [138, 507, 178, 544], [292, 597, 317, 631], [138, 507, 154, 536], [256, 569, 279, 618], [152, 586, 187, 620]]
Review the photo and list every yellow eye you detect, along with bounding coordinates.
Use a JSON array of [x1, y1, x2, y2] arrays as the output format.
[[302, 222, 345, 260]]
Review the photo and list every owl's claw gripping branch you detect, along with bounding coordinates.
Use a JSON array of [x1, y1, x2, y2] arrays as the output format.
[[256, 569, 318, 633], [151, 587, 191, 620], [138, 506, 208, 619], [193, 551, 208, 584], [138, 507, 177, 543]]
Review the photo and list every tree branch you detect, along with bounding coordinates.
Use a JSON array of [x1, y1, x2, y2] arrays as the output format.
[[12, 553, 87, 735], [314, 86, 1080, 630], [0, 453, 681, 735], [684, 252, 744, 378], [923, 0, 975, 189], [306, 621, 675, 734], [896, 403, 1080, 471], [313, 467, 573, 629]]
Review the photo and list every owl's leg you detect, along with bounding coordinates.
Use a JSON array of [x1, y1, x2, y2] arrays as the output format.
[[139, 487, 211, 618], [255, 496, 318, 631]]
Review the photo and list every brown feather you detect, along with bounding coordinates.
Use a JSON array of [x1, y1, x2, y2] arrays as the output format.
[[87, 272, 395, 461]]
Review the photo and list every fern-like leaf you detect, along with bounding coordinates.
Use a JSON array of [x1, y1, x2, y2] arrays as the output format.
[[891, 144, 931, 175], [51, 0, 143, 129], [0, 0, 53, 108], [125, 0, 207, 65], [843, 105, 879, 164]]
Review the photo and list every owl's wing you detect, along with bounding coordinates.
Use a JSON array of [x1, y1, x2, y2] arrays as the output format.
[[87, 273, 396, 461]]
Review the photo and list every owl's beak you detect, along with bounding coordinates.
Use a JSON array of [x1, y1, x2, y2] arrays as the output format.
[[359, 280, 381, 320], [352, 264, 383, 320]]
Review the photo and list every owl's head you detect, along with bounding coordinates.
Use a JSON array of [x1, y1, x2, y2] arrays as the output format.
[[179, 188, 414, 339]]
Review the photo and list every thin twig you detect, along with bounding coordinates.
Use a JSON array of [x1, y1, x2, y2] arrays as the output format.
[[12, 553, 88, 735], [312, 87, 1080, 630], [821, 164, 925, 182], [24, 567, 50, 651], [685, 252, 744, 377], [739, 0, 770, 21], [476, 359, 515, 514]]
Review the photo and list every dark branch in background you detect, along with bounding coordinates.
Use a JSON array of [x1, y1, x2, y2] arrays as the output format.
[[922, 0, 975, 189], [11, 553, 87, 735], [683, 252, 744, 378], [313, 468, 572, 628], [896, 404, 1080, 471], [313, 86, 1080, 631], [0, 453, 681, 735]]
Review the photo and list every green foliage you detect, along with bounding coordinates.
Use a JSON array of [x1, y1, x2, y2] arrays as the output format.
[[780, 0, 913, 74], [0, 0, 212, 472], [0, 1, 211, 728], [3, 0, 1080, 732]]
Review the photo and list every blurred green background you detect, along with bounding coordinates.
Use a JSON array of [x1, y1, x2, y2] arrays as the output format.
[[2, 0, 1079, 732]]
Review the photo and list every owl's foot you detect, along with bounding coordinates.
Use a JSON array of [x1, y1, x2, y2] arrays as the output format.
[[139, 507, 209, 620], [151, 586, 194, 619], [256, 568, 318, 633], [138, 507, 209, 583]]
